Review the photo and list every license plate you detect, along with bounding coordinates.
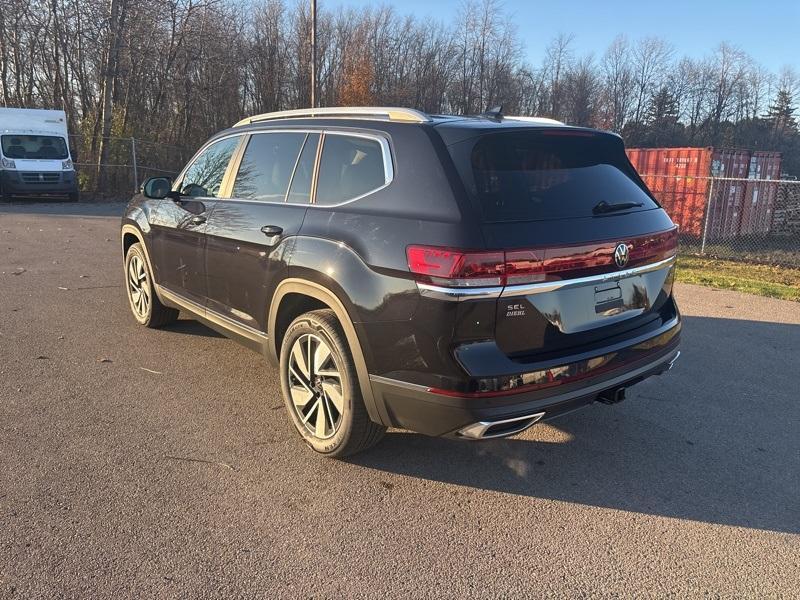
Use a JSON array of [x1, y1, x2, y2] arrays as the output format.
[[594, 284, 623, 313]]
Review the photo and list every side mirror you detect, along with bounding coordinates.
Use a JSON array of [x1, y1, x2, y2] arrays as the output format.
[[141, 177, 173, 199]]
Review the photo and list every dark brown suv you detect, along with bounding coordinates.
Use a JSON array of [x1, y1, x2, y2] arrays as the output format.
[[122, 106, 681, 457]]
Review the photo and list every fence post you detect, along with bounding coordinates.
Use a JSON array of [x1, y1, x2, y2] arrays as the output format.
[[700, 176, 715, 255], [130, 137, 139, 193]]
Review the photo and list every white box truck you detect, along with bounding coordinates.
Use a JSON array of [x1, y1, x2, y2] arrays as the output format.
[[0, 108, 78, 201]]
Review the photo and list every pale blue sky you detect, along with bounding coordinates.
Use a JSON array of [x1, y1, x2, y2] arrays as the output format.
[[330, 0, 799, 73]]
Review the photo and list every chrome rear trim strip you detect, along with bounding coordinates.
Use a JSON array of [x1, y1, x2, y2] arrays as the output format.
[[501, 255, 677, 297], [415, 255, 677, 301], [416, 283, 503, 301]]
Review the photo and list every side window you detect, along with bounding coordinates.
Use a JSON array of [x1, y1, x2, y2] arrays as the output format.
[[315, 135, 387, 205], [179, 136, 240, 198], [286, 133, 320, 204], [232, 132, 305, 202]]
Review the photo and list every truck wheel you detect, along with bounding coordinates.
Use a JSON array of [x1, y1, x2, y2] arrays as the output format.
[[124, 243, 178, 328], [280, 309, 386, 457], [68, 191, 79, 202]]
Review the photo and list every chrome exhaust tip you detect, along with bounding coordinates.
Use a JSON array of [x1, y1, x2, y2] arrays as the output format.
[[457, 411, 546, 440]]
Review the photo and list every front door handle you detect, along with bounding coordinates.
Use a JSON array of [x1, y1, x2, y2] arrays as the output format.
[[190, 215, 207, 225], [261, 225, 283, 246]]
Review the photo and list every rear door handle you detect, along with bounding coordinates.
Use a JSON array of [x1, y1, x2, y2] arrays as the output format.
[[261, 225, 283, 246], [190, 215, 207, 225]]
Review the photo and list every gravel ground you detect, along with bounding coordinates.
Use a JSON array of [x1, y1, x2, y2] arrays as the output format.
[[1, 203, 798, 598]]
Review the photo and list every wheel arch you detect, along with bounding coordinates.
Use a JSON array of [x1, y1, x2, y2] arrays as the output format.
[[268, 279, 389, 426], [121, 223, 165, 305]]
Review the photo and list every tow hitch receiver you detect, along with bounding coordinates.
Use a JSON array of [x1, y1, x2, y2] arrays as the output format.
[[598, 387, 626, 405]]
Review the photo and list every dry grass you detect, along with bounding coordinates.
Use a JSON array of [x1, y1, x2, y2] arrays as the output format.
[[677, 256, 800, 302]]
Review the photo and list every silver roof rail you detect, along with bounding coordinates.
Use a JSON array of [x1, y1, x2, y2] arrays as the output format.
[[234, 106, 431, 127], [504, 116, 565, 125]]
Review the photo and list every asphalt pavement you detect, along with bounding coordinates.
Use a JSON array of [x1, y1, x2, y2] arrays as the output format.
[[1, 202, 798, 598]]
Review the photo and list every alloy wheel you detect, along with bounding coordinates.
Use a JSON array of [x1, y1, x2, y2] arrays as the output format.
[[127, 254, 151, 318], [287, 333, 344, 439]]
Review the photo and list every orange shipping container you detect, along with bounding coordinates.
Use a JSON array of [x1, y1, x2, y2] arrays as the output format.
[[626, 147, 712, 237], [626, 147, 781, 239]]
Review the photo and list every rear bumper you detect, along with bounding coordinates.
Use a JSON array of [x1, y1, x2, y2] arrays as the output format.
[[369, 319, 680, 437], [0, 170, 77, 196]]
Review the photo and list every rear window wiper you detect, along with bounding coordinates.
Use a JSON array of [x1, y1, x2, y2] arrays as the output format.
[[593, 200, 644, 215]]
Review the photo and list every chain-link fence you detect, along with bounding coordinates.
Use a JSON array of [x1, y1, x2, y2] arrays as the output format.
[[68, 134, 189, 199], [639, 174, 800, 268]]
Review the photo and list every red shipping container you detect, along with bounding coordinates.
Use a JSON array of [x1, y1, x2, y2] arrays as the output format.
[[626, 147, 781, 239], [707, 149, 749, 239], [626, 147, 711, 237], [740, 152, 782, 235]]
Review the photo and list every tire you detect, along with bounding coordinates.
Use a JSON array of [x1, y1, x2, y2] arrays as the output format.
[[124, 242, 178, 328], [280, 309, 386, 457], [68, 191, 79, 202]]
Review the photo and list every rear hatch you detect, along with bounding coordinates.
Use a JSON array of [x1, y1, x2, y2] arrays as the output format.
[[446, 127, 678, 360]]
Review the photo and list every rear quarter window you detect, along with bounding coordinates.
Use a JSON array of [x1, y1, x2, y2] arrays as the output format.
[[315, 134, 387, 205], [459, 131, 658, 222]]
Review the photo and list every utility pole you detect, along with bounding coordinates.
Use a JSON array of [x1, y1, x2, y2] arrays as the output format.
[[310, 0, 317, 108]]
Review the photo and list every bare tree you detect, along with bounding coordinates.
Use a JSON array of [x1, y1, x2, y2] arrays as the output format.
[[542, 32, 574, 119], [96, 0, 127, 190], [3, 0, 800, 192], [706, 43, 747, 144], [564, 55, 599, 127], [601, 35, 634, 132], [631, 37, 673, 123]]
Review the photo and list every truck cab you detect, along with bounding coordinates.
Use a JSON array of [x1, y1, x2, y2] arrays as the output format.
[[0, 108, 78, 202]]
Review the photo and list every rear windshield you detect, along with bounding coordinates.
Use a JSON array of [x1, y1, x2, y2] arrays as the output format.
[[462, 131, 658, 222], [1, 135, 69, 160]]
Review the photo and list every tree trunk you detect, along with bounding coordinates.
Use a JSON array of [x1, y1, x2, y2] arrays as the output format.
[[97, 0, 124, 193]]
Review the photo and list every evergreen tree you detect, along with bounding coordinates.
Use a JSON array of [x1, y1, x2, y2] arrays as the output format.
[[642, 86, 684, 146], [647, 86, 680, 125], [765, 89, 799, 136]]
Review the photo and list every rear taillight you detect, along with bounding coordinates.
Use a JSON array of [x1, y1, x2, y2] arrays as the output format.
[[503, 250, 546, 285], [628, 227, 678, 264], [406, 246, 505, 286], [406, 246, 546, 287], [407, 227, 677, 288]]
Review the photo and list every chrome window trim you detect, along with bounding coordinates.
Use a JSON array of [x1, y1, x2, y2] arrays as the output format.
[[178, 128, 395, 209], [414, 255, 677, 301]]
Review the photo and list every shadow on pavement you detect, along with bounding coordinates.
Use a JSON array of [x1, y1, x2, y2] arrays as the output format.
[[0, 200, 126, 218], [349, 315, 800, 534], [163, 319, 225, 338]]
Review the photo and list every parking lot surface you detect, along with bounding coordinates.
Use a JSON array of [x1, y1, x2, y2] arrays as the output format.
[[1, 203, 798, 598]]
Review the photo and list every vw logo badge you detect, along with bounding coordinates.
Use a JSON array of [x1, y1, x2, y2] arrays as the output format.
[[614, 243, 630, 268]]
